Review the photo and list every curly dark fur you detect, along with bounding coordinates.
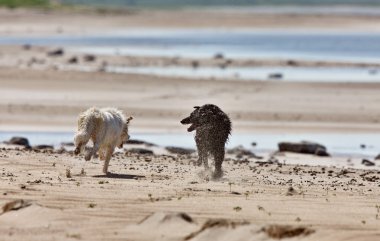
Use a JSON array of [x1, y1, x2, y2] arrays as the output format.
[[181, 104, 231, 179]]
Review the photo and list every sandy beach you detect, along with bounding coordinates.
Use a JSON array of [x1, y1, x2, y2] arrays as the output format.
[[1, 7, 380, 241], [0, 147, 380, 241]]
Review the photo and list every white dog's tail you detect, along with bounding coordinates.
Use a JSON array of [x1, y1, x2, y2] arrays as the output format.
[[74, 108, 102, 153]]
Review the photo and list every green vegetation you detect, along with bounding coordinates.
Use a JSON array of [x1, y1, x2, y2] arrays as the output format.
[[0, 0, 50, 8], [59, 0, 380, 8], [88, 203, 96, 208], [233, 206, 242, 212], [3, 0, 380, 10]]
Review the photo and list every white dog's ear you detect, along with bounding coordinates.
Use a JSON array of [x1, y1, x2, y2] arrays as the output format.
[[126, 116, 133, 124]]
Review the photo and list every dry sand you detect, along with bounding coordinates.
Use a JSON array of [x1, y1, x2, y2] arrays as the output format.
[[0, 147, 380, 241]]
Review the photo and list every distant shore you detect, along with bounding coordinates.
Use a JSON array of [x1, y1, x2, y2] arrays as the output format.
[[2, 7, 380, 34]]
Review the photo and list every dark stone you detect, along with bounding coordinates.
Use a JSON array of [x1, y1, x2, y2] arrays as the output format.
[[287, 60, 298, 66], [47, 48, 64, 57], [61, 142, 74, 147], [125, 139, 156, 146], [231, 191, 242, 195], [33, 145, 54, 150], [369, 69, 378, 75], [55, 147, 66, 154], [225, 59, 233, 65], [165, 146, 195, 155], [83, 54, 96, 62], [22, 44, 31, 50], [278, 141, 330, 156], [268, 73, 283, 79], [362, 159, 375, 166], [68, 56, 78, 64], [191, 60, 199, 69], [214, 53, 224, 59], [5, 137, 30, 147], [375, 154, 380, 160], [126, 148, 154, 155], [218, 63, 227, 69], [227, 145, 262, 159], [286, 186, 299, 196], [314, 147, 330, 157]]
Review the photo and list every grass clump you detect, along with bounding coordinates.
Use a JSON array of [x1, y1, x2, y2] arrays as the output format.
[[88, 203, 96, 208], [0, 0, 50, 9], [233, 206, 242, 212]]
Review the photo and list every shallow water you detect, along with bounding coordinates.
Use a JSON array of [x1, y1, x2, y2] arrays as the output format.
[[1, 131, 379, 158], [69, 30, 380, 63], [106, 65, 380, 82], [2, 29, 380, 63]]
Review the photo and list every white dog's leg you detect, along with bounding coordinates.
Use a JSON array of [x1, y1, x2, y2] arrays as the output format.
[[102, 147, 114, 174], [99, 148, 105, 160], [85, 141, 100, 161], [74, 132, 90, 155], [84, 149, 92, 161]]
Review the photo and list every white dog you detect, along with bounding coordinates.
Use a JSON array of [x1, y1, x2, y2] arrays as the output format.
[[74, 107, 133, 174]]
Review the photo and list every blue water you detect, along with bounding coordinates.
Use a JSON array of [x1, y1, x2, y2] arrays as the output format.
[[1, 131, 379, 157], [106, 65, 380, 82], [2, 29, 380, 63]]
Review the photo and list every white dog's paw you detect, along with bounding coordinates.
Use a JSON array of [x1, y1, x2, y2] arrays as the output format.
[[84, 152, 92, 161]]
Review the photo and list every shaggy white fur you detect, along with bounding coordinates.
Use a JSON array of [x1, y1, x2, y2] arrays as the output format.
[[74, 107, 133, 174]]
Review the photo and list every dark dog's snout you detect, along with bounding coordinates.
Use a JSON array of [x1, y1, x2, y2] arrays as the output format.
[[181, 117, 191, 124], [181, 116, 196, 132]]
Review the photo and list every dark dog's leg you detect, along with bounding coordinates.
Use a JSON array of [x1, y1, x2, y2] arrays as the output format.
[[196, 137, 208, 168], [212, 147, 225, 179], [197, 150, 207, 167], [198, 149, 208, 169]]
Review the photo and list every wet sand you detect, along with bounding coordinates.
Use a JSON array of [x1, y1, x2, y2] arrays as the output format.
[[1, 66, 380, 133]]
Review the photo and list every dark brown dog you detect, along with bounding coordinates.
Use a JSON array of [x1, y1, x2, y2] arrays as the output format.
[[181, 104, 231, 179]]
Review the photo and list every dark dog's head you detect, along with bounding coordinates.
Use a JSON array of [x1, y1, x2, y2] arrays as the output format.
[[180, 104, 223, 132], [180, 106, 201, 132]]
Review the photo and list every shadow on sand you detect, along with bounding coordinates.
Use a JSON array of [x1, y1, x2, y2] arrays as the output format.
[[93, 173, 145, 180]]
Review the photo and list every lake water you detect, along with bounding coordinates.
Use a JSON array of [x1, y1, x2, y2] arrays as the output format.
[[2, 29, 380, 63], [105, 65, 380, 82], [1, 131, 379, 158], [3, 29, 380, 82]]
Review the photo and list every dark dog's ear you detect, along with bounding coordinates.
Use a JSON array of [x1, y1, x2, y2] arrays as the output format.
[[126, 116, 133, 124], [193, 106, 200, 109]]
